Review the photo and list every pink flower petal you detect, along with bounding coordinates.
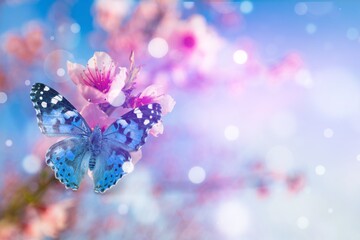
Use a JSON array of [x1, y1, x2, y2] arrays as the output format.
[[78, 85, 108, 104], [67, 61, 86, 85], [157, 94, 176, 115], [87, 52, 114, 73], [107, 67, 126, 106], [111, 67, 126, 90], [80, 104, 115, 129], [130, 150, 142, 165], [140, 84, 166, 98], [149, 121, 164, 137]]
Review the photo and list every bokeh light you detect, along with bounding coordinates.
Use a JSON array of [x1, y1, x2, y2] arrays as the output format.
[[224, 125, 239, 141], [240, 1, 254, 14], [22, 155, 41, 174], [0, 92, 7, 104], [215, 200, 250, 237], [294, 2, 308, 15], [346, 27, 359, 41], [297, 216, 309, 229], [188, 166, 206, 184], [122, 161, 134, 173], [323, 128, 334, 138], [315, 165, 326, 176], [5, 139, 12, 147], [148, 37, 169, 58], [233, 49, 248, 64]]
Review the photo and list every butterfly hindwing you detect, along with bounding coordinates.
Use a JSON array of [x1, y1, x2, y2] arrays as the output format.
[[92, 140, 131, 193], [46, 137, 89, 190], [103, 103, 161, 151], [30, 83, 91, 136]]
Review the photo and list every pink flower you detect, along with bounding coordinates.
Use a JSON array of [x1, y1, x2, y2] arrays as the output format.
[[167, 15, 224, 73], [67, 52, 126, 107], [130, 84, 175, 136]]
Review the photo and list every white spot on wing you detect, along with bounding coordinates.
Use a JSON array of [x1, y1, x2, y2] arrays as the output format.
[[41, 101, 47, 108], [51, 98, 58, 104], [134, 108, 143, 119], [64, 111, 77, 119], [118, 119, 128, 127], [148, 104, 153, 109], [55, 95, 63, 101], [51, 95, 63, 104], [144, 119, 150, 125], [44, 86, 50, 91]]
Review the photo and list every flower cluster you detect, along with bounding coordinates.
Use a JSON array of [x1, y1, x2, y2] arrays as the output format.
[[67, 51, 175, 161]]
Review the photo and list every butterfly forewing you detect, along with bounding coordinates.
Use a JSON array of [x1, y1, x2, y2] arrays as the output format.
[[30, 83, 91, 136], [103, 103, 162, 152]]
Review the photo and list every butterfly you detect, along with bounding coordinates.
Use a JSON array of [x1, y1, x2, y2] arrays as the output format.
[[30, 83, 161, 193]]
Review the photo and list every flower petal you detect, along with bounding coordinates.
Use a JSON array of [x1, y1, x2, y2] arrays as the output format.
[[107, 67, 126, 106], [80, 103, 115, 129], [67, 61, 86, 85], [140, 84, 166, 98], [157, 94, 176, 115], [109, 67, 126, 90], [130, 150, 142, 165], [78, 85, 108, 104], [149, 121, 164, 137], [87, 51, 114, 71]]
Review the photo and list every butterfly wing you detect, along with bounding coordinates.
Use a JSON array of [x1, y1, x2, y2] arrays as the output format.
[[103, 103, 162, 152], [92, 140, 131, 193], [46, 137, 89, 190], [92, 103, 161, 193], [30, 83, 91, 136]]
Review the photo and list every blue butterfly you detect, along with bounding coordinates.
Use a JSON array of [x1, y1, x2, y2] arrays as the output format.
[[30, 83, 161, 193]]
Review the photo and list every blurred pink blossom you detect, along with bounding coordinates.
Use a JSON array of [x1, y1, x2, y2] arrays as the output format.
[[67, 52, 126, 107], [166, 15, 224, 73], [267, 52, 304, 83], [4, 23, 45, 64], [94, 0, 132, 32], [22, 200, 73, 239], [286, 173, 305, 193]]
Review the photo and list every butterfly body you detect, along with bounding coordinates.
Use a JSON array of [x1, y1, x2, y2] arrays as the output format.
[[30, 83, 161, 193], [88, 126, 103, 166]]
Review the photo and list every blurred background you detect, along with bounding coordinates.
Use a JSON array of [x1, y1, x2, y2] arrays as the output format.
[[1, 0, 360, 239]]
